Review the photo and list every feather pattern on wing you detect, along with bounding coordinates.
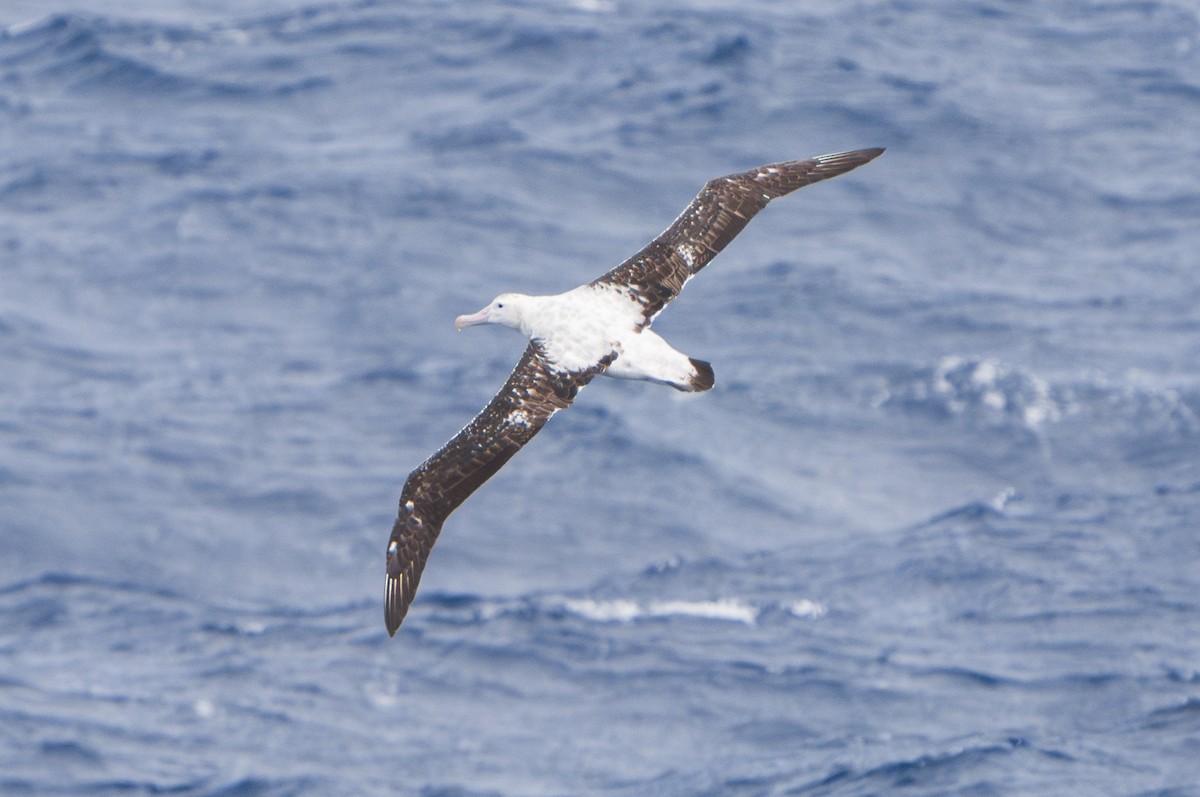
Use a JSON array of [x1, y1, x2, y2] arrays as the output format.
[[591, 148, 884, 324], [385, 343, 610, 635]]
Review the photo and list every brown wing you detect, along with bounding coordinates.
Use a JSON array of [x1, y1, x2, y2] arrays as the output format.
[[385, 342, 609, 635], [591, 148, 885, 324]]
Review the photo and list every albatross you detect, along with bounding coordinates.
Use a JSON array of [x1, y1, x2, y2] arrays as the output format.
[[385, 147, 884, 635]]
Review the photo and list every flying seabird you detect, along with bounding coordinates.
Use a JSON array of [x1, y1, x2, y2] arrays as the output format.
[[385, 147, 885, 635]]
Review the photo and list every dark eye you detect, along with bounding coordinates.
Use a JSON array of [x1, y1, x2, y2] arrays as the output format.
[[497, 303, 505, 309]]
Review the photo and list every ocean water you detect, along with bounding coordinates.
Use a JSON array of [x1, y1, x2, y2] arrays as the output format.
[[1, 0, 1198, 794]]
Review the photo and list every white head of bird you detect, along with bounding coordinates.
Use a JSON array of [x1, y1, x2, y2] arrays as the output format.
[[454, 293, 532, 332]]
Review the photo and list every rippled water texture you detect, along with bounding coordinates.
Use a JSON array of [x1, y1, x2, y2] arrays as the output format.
[[1, 1, 1198, 794]]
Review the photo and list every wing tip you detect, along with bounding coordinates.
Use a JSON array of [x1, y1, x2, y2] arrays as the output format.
[[792, 147, 884, 185], [816, 146, 886, 169], [385, 572, 407, 636]]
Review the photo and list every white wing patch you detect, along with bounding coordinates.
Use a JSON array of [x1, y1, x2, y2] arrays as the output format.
[[676, 243, 697, 269]]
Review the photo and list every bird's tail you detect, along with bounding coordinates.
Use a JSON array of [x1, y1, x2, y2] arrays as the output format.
[[683, 358, 715, 392]]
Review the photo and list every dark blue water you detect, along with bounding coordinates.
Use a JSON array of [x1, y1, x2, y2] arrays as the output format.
[[2, 0, 1198, 794]]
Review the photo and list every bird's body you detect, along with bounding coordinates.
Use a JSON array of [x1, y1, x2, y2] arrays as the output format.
[[384, 147, 885, 635], [454, 285, 713, 391]]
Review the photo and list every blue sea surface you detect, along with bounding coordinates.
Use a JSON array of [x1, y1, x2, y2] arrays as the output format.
[[2, 0, 1198, 794]]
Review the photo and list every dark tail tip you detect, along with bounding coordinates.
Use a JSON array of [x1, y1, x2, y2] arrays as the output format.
[[689, 358, 715, 392]]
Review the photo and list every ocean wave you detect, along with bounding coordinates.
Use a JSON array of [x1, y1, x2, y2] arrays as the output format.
[[0, 13, 330, 97], [879, 355, 1064, 431], [414, 590, 828, 629], [795, 737, 1057, 795], [557, 597, 759, 624], [878, 355, 1200, 447], [2, 15, 194, 93]]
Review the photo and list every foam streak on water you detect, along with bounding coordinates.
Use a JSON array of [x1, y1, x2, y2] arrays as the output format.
[[1, 0, 1198, 794]]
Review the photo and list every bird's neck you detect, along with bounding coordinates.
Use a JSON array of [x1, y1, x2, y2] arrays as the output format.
[[508, 294, 546, 338]]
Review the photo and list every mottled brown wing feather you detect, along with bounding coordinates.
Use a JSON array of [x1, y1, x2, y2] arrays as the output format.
[[591, 148, 885, 324], [385, 343, 608, 635]]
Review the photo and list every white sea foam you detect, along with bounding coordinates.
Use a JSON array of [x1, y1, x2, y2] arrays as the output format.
[[560, 598, 641, 623], [560, 598, 760, 625], [891, 355, 1065, 431], [786, 599, 828, 620]]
